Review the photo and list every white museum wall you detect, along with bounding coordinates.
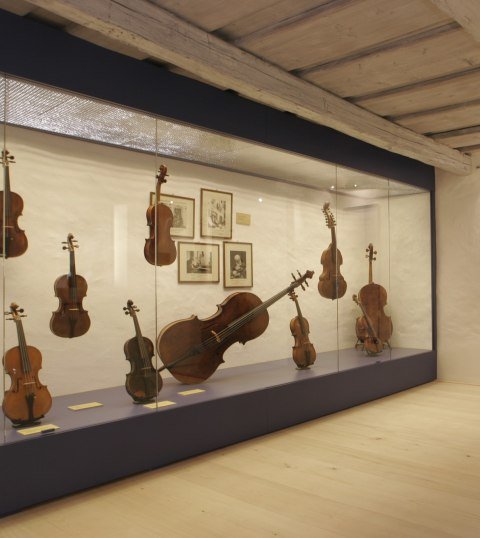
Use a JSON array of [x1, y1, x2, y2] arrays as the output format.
[[1, 126, 431, 396], [436, 157, 480, 384]]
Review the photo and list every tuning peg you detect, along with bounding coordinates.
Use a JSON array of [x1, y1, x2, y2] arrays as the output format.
[[291, 272, 297, 281], [123, 307, 127, 311]]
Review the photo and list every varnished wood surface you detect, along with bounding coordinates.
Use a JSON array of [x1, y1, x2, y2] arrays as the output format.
[[1, 381, 480, 537]]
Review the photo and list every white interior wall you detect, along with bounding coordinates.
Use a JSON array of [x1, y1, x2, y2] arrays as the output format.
[[436, 158, 480, 384], [1, 126, 431, 396]]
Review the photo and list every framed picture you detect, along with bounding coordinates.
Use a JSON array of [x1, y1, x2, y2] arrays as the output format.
[[200, 188, 232, 239], [223, 242, 253, 288], [178, 242, 220, 283], [148, 192, 195, 238]]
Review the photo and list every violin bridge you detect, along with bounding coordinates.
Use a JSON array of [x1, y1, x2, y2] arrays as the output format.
[[211, 330, 222, 343]]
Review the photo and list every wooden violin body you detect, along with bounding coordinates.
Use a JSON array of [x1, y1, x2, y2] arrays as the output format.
[[289, 291, 316, 369], [354, 244, 392, 355], [1, 150, 28, 258], [123, 300, 162, 403], [319, 246, 347, 300], [318, 202, 347, 300], [3, 304, 52, 425], [50, 234, 90, 338], [158, 270, 314, 384], [144, 165, 176, 266]]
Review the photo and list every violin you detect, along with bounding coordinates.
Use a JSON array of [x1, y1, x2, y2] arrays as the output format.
[[157, 270, 314, 384], [353, 244, 393, 355], [123, 300, 162, 403], [2, 303, 52, 425], [144, 165, 176, 266], [50, 233, 91, 338], [318, 202, 347, 300], [0, 150, 28, 258], [288, 286, 316, 369]]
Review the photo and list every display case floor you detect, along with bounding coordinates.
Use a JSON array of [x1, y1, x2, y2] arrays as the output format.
[[1, 346, 429, 445]]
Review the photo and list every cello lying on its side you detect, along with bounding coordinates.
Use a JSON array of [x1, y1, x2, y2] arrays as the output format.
[[158, 270, 314, 384]]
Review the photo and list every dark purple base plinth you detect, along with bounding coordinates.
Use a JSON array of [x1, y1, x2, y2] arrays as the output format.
[[0, 348, 435, 516]]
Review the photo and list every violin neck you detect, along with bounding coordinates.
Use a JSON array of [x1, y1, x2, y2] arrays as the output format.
[[368, 259, 373, 284], [155, 178, 162, 204], [69, 249, 77, 288], [3, 165, 11, 219], [330, 226, 338, 265], [15, 318, 32, 374], [357, 298, 378, 339], [132, 313, 149, 362], [293, 296, 308, 336]]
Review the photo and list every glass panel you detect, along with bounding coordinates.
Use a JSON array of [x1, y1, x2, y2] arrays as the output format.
[[0, 75, 432, 442]]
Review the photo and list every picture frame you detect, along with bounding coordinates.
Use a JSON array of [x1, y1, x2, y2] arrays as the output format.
[[200, 188, 233, 239], [223, 242, 253, 288], [148, 192, 195, 238], [178, 242, 220, 283]]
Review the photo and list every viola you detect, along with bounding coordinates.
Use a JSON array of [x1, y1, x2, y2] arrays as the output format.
[[50, 233, 91, 338], [157, 270, 314, 384], [144, 165, 176, 266], [353, 244, 393, 355], [288, 287, 316, 369], [123, 300, 162, 403], [0, 150, 28, 258], [2, 303, 52, 425], [318, 202, 347, 300]]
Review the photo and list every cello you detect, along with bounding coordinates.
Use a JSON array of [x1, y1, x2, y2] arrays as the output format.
[[157, 270, 314, 384], [123, 300, 162, 403], [50, 233, 91, 338], [3, 303, 52, 425], [0, 150, 28, 258], [289, 285, 316, 369], [144, 165, 176, 266], [318, 202, 347, 300], [353, 244, 393, 355]]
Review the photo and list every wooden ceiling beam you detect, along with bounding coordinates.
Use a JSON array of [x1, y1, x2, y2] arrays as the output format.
[[24, 0, 472, 175], [429, 0, 480, 42]]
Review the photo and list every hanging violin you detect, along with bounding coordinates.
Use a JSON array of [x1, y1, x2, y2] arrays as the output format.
[[144, 165, 176, 266], [50, 233, 91, 338], [123, 300, 162, 403], [288, 284, 316, 369], [3, 303, 52, 425], [353, 244, 393, 355], [157, 270, 314, 384], [0, 150, 28, 258], [318, 202, 347, 300]]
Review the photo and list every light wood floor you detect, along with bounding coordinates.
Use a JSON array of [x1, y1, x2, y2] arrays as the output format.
[[1, 381, 480, 537]]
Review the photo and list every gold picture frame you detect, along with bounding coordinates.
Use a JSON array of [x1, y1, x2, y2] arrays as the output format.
[[178, 242, 220, 283], [223, 242, 253, 288], [200, 188, 232, 239]]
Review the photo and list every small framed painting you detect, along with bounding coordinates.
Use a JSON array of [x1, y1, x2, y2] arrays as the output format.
[[200, 188, 232, 239], [223, 242, 253, 288], [148, 192, 195, 238], [178, 242, 220, 283]]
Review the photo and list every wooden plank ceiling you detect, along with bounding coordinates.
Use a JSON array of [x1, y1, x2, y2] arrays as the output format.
[[2, 0, 480, 174]]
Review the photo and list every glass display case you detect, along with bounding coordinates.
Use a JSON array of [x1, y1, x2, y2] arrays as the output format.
[[1, 75, 432, 445]]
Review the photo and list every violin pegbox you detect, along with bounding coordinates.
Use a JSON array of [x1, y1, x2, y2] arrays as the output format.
[[123, 300, 139, 317], [366, 243, 377, 262], [322, 202, 336, 229], [6, 302, 26, 321], [156, 165, 168, 184], [62, 233, 79, 251], [1, 149, 15, 167]]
